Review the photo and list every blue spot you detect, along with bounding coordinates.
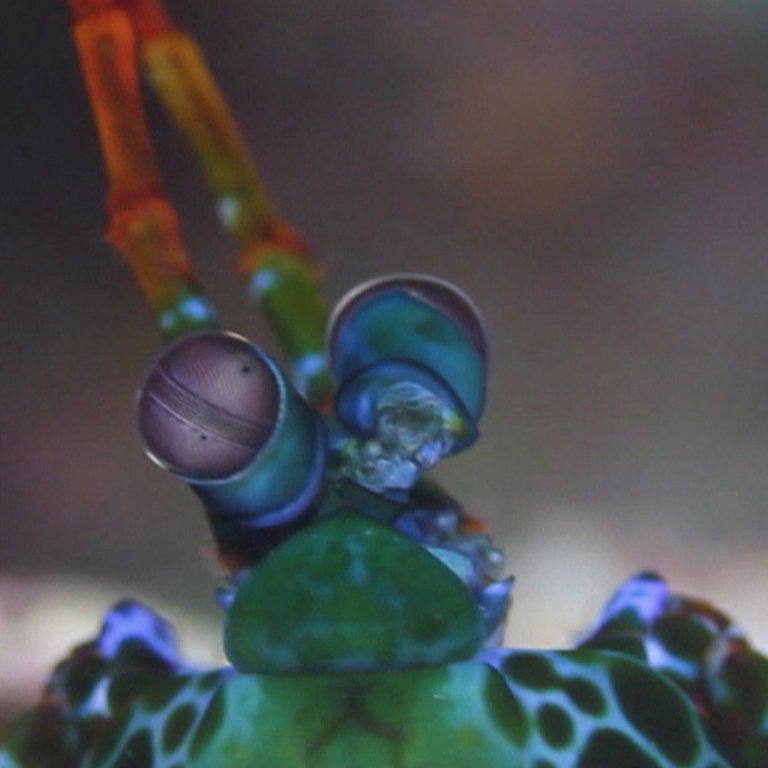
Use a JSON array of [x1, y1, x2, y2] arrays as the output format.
[[249, 269, 279, 296]]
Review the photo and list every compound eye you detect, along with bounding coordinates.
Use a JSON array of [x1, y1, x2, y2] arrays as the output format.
[[328, 274, 488, 365], [137, 331, 279, 481], [327, 274, 488, 459], [394, 275, 488, 363]]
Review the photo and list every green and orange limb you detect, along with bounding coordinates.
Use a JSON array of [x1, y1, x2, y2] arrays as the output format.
[[67, 0, 332, 404], [68, 0, 218, 341]]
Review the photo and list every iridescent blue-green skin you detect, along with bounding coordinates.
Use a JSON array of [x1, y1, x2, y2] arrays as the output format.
[[577, 571, 768, 768], [0, 518, 746, 768], [2, 277, 765, 767], [329, 275, 486, 453]]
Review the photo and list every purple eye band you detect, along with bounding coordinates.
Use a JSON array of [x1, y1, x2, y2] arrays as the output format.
[[144, 365, 271, 449]]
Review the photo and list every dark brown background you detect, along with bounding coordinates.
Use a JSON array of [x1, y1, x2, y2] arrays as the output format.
[[1, 0, 767, 705]]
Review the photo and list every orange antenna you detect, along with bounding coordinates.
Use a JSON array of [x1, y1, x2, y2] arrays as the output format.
[[67, 0, 331, 404]]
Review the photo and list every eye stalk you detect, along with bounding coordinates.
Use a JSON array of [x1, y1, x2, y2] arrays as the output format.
[[137, 331, 327, 536], [328, 274, 488, 490]]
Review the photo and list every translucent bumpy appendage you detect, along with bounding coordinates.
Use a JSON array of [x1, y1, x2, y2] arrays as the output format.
[[341, 381, 460, 491]]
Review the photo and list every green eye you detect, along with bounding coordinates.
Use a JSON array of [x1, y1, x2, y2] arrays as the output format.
[[329, 274, 488, 455]]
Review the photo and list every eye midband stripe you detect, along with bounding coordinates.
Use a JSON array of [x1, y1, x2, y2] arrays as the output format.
[[148, 366, 272, 448]]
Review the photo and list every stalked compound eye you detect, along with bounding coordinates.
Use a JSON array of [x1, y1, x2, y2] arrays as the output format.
[[137, 331, 327, 530], [329, 274, 488, 367], [139, 331, 279, 480], [328, 275, 488, 488]]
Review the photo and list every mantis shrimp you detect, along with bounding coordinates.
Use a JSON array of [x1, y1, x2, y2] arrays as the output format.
[[1, 2, 766, 766]]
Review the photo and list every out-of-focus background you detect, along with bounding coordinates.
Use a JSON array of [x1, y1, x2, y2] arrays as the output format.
[[1, 0, 767, 719]]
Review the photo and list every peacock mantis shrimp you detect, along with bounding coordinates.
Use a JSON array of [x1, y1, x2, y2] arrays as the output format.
[[1, 1, 766, 766]]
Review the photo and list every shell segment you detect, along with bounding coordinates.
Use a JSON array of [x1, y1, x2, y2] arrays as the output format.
[[224, 512, 486, 673], [187, 662, 527, 768], [578, 571, 768, 768], [484, 648, 732, 768]]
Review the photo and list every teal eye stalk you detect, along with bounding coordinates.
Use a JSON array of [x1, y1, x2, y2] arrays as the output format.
[[137, 331, 327, 561], [328, 274, 488, 491]]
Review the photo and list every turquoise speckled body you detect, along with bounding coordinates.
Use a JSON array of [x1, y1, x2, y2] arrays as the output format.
[[77, 655, 729, 768], [4, 4, 766, 765], [3, 276, 766, 768], [1, 510, 761, 767]]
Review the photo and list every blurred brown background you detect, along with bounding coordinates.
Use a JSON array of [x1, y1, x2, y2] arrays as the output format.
[[1, 0, 767, 712]]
